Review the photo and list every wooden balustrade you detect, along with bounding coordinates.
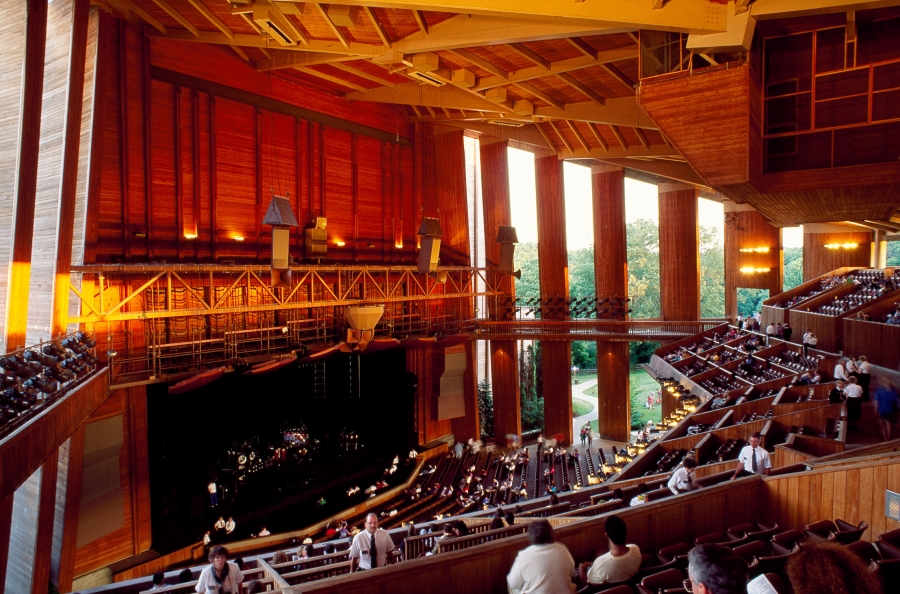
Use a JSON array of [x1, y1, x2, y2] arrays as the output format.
[[435, 524, 529, 554], [282, 560, 352, 585], [474, 320, 729, 342]]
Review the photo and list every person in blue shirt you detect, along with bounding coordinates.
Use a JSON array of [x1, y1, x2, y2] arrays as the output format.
[[873, 379, 900, 441]]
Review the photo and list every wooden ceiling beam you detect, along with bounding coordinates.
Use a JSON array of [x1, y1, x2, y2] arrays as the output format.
[[593, 157, 707, 186], [634, 127, 650, 149], [587, 123, 609, 152], [474, 46, 637, 91], [507, 43, 550, 70], [116, 0, 167, 34], [555, 72, 605, 106], [513, 81, 564, 110], [186, 0, 233, 39], [330, 62, 398, 87], [534, 123, 558, 152], [363, 6, 392, 48], [150, 0, 199, 36], [413, 9, 429, 34], [567, 121, 591, 152], [295, 66, 369, 92], [602, 63, 636, 91], [278, 0, 728, 33], [346, 80, 507, 113], [256, 51, 371, 71], [145, 29, 381, 55], [548, 121, 574, 152], [609, 125, 627, 149], [535, 98, 655, 129], [314, 3, 351, 48], [448, 48, 508, 80], [567, 37, 598, 60]]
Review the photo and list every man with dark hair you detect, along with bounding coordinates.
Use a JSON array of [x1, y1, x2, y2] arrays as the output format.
[[506, 519, 575, 593], [668, 457, 702, 494], [178, 568, 193, 583], [731, 431, 770, 479], [577, 515, 641, 586], [686, 543, 748, 594], [149, 572, 165, 590]]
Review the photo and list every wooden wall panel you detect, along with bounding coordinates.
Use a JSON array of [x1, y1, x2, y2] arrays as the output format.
[[803, 231, 872, 281], [535, 156, 572, 444], [450, 341, 481, 443], [659, 184, 700, 325], [723, 204, 782, 320], [408, 346, 451, 446], [87, 20, 417, 265], [844, 319, 900, 372], [763, 458, 900, 541], [592, 165, 630, 442], [433, 129, 470, 266], [480, 139, 521, 441]]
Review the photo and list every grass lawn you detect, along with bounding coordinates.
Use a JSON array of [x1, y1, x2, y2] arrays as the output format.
[[587, 368, 663, 433], [572, 398, 594, 417]]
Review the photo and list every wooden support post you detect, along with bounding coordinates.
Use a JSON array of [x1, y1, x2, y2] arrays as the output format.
[[723, 202, 783, 321], [0, 493, 13, 591], [5, 0, 48, 352], [480, 139, 521, 442], [51, 0, 91, 337], [535, 155, 572, 445], [31, 451, 59, 594], [591, 165, 630, 442], [57, 424, 85, 593]]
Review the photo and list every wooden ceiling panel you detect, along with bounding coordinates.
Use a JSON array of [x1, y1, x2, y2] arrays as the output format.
[[369, 7, 421, 39], [133, 0, 213, 33], [522, 76, 582, 105], [641, 128, 665, 146], [566, 65, 628, 99], [469, 45, 537, 74], [276, 68, 352, 95], [518, 39, 583, 64], [347, 60, 408, 85], [434, 51, 493, 79], [580, 33, 637, 53]]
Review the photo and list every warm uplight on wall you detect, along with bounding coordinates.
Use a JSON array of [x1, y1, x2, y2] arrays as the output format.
[[335, 240, 346, 247], [824, 243, 859, 250], [739, 247, 770, 253], [233, 235, 245, 242], [395, 241, 404, 249], [184, 233, 198, 240], [740, 267, 771, 274]]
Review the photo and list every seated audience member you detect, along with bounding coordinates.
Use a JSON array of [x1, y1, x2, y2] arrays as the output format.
[[324, 543, 336, 555], [224, 517, 235, 534], [149, 572, 165, 590], [686, 543, 748, 594], [786, 541, 883, 594], [668, 457, 701, 494], [578, 515, 641, 586], [178, 568, 193, 583], [506, 519, 575, 594], [490, 516, 505, 530], [258, 526, 270, 537], [244, 581, 265, 594], [629, 483, 649, 506], [432, 523, 455, 554], [271, 551, 288, 565]]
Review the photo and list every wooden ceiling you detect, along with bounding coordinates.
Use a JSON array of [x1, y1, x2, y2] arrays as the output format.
[[96, 0, 900, 230]]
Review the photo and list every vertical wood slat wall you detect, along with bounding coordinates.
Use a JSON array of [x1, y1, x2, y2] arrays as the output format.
[[535, 156, 572, 444], [802, 231, 872, 281], [90, 20, 418, 266], [591, 165, 631, 442], [480, 140, 521, 441], [723, 204, 783, 320]]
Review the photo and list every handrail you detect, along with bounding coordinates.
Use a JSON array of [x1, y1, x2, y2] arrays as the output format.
[[474, 319, 729, 341]]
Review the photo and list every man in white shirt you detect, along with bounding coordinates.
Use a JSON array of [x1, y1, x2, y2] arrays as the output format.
[[844, 376, 864, 430], [507, 520, 575, 594], [208, 481, 218, 507], [578, 515, 641, 587], [834, 360, 849, 382], [225, 517, 235, 534], [668, 457, 702, 495], [349, 513, 395, 571], [731, 432, 770, 479]]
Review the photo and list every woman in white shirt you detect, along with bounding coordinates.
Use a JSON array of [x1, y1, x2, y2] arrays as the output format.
[[858, 356, 871, 400], [195, 546, 243, 594]]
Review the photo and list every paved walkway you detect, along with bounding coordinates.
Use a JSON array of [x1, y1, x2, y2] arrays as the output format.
[[572, 379, 630, 450]]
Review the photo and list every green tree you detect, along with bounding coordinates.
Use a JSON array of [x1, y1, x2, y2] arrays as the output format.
[[514, 241, 540, 301], [478, 380, 493, 438], [626, 219, 661, 318], [737, 288, 769, 317], [784, 247, 803, 290], [571, 341, 596, 369], [699, 226, 725, 318], [568, 247, 596, 309], [630, 341, 661, 365], [519, 343, 544, 432], [888, 242, 900, 266]]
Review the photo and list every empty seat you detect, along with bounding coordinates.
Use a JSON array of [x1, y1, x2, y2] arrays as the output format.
[[693, 531, 749, 548], [833, 519, 868, 544], [751, 544, 799, 578], [846, 540, 880, 564], [727, 521, 779, 542], [878, 527, 900, 548], [636, 568, 684, 594], [804, 519, 838, 541], [732, 540, 771, 565], [772, 529, 806, 549]]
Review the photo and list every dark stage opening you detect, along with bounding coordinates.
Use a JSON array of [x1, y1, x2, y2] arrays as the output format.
[[147, 350, 414, 553]]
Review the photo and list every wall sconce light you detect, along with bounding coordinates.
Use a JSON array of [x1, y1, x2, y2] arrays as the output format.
[[184, 233, 198, 240], [395, 241, 404, 249], [335, 240, 346, 247], [233, 235, 245, 242], [133, 231, 146, 238], [740, 266, 771, 274], [824, 243, 859, 250], [739, 247, 770, 253]]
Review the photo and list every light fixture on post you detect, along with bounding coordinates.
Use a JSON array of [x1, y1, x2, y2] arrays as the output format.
[[739, 266, 771, 274], [305, 217, 328, 260], [263, 195, 299, 288], [344, 305, 384, 352], [417, 218, 442, 273], [496, 225, 522, 279], [824, 242, 859, 250]]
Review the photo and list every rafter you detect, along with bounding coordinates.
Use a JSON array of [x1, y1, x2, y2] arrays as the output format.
[[256, 51, 371, 71], [609, 125, 627, 149], [330, 62, 397, 87], [145, 29, 381, 55], [295, 67, 369, 92], [535, 99, 654, 129], [474, 46, 637, 91], [413, 9, 429, 34], [448, 48, 508, 80], [115, 0, 167, 33], [634, 127, 650, 149], [534, 123, 557, 151], [594, 157, 707, 186], [186, 0, 233, 39], [507, 43, 550, 70], [556, 72, 605, 106], [150, 0, 199, 37], [587, 122, 609, 152], [314, 3, 351, 48], [602, 63, 635, 90], [548, 121, 573, 152], [567, 121, 591, 152], [363, 6, 392, 48], [567, 37, 599, 60], [513, 81, 564, 110]]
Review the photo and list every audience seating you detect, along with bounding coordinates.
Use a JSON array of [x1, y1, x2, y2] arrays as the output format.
[[635, 567, 684, 594], [726, 521, 779, 542]]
